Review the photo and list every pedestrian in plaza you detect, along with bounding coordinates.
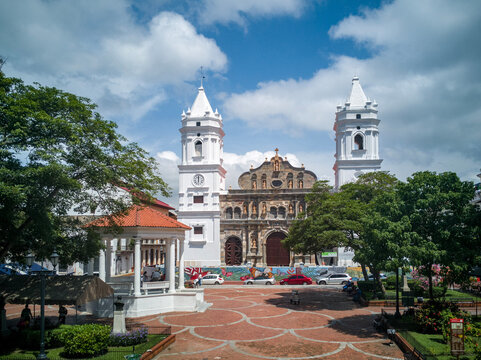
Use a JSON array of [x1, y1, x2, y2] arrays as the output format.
[[198, 274, 203, 287], [58, 304, 67, 324], [19, 302, 32, 329], [142, 271, 149, 284], [152, 270, 161, 281]]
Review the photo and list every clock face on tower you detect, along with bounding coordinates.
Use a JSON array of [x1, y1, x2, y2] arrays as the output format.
[[192, 174, 205, 186]]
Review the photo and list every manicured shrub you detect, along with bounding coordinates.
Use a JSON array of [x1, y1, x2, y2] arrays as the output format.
[[17, 328, 42, 350], [62, 324, 111, 357], [357, 280, 376, 294], [414, 300, 471, 336], [385, 276, 397, 290], [110, 327, 148, 347], [47, 325, 71, 348]]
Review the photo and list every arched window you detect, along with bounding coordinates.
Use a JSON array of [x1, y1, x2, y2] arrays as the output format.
[[297, 173, 304, 189], [225, 207, 233, 219], [278, 207, 286, 219], [287, 173, 293, 189], [251, 174, 257, 189], [234, 207, 241, 219], [354, 134, 364, 150], [195, 140, 202, 156]]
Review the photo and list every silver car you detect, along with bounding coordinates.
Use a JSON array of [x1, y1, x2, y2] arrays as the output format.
[[316, 273, 352, 285], [201, 274, 224, 285], [244, 275, 276, 285]]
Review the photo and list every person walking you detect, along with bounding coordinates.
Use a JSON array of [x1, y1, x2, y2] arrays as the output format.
[[19, 302, 32, 329], [58, 304, 67, 324]]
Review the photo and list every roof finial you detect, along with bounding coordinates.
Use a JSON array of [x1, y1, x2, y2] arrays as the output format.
[[200, 66, 205, 88]]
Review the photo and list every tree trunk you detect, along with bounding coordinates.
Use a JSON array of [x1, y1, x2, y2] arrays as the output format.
[[372, 268, 386, 296], [361, 263, 369, 281]]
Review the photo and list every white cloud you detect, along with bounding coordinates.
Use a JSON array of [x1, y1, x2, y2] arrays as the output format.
[[223, 69, 349, 134], [222, 0, 481, 182], [0, 2, 227, 121], [196, 0, 307, 26], [155, 151, 181, 207]]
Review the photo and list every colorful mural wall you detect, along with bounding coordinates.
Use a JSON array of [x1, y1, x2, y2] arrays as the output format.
[[183, 265, 368, 282]]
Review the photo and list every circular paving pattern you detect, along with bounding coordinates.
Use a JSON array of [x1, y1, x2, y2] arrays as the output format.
[[154, 287, 404, 359]]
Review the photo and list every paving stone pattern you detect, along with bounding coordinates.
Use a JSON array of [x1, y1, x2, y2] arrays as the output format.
[[150, 287, 404, 359], [5, 287, 404, 359]]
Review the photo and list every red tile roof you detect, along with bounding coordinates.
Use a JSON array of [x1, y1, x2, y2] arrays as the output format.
[[89, 205, 190, 229], [118, 186, 175, 210]]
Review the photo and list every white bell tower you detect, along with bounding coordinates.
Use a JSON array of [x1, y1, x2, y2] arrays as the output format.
[[178, 86, 226, 266], [333, 76, 382, 189]]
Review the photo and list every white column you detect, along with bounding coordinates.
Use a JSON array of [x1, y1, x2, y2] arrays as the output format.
[[178, 238, 185, 290], [87, 258, 94, 275], [134, 237, 141, 297], [164, 239, 170, 283], [105, 239, 112, 282], [169, 238, 176, 293], [99, 248, 106, 282], [111, 239, 117, 276]]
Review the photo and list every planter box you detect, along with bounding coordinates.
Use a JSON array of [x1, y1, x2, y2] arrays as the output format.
[[140, 334, 175, 360]]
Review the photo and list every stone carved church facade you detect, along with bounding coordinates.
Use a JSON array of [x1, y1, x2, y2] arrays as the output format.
[[219, 149, 317, 267]]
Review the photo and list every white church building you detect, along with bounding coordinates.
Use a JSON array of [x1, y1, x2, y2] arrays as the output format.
[[177, 76, 382, 267]]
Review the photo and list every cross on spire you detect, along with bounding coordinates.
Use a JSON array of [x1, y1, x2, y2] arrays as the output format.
[[200, 66, 205, 88]]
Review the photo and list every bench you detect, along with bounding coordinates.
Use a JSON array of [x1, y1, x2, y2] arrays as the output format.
[[142, 281, 170, 295]]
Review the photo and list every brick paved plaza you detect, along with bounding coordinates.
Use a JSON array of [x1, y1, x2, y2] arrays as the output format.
[[150, 286, 404, 359], [4, 286, 404, 359]]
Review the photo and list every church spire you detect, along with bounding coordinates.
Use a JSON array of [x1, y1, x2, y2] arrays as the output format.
[[190, 86, 214, 117], [347, 76, 368, 108]]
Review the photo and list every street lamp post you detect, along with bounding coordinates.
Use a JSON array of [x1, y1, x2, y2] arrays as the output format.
[[395, 267, 401, 318], [26, 249, 59, 360]]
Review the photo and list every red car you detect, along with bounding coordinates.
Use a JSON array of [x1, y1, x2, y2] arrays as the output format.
[[280, 274, 312, 285]]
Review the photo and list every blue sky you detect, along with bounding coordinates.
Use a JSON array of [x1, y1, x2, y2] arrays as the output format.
[[1, 0, 480, 206]]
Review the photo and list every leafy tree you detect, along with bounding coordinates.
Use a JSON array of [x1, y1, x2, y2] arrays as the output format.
[[354, 190, 413, 294], [285, 172, 400, 289], [339, 171, 404, 292], [284, 181, 363, 258], [397, 171, 481, 299], [0, 70, 169, 264]]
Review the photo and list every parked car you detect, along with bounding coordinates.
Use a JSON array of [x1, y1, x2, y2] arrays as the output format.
[[358, 273, 387, 281], [244, 275, 276, 285], [280, 274, 312, 285], [316, 273, 352, 285], [201, 274, 224, 285], [368, 273, 387, 280]]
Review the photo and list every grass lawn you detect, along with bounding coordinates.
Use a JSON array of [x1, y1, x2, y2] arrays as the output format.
[[383, 289, 479, 301], [0, 334, 167, 360], [389, 317, 481, 360]]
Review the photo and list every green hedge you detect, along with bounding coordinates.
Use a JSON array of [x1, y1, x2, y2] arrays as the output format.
[[357, 280, 377, 293], [62, 324, 111, 358], [385, 276, 398, 290], [14, 326, 67, 350]]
